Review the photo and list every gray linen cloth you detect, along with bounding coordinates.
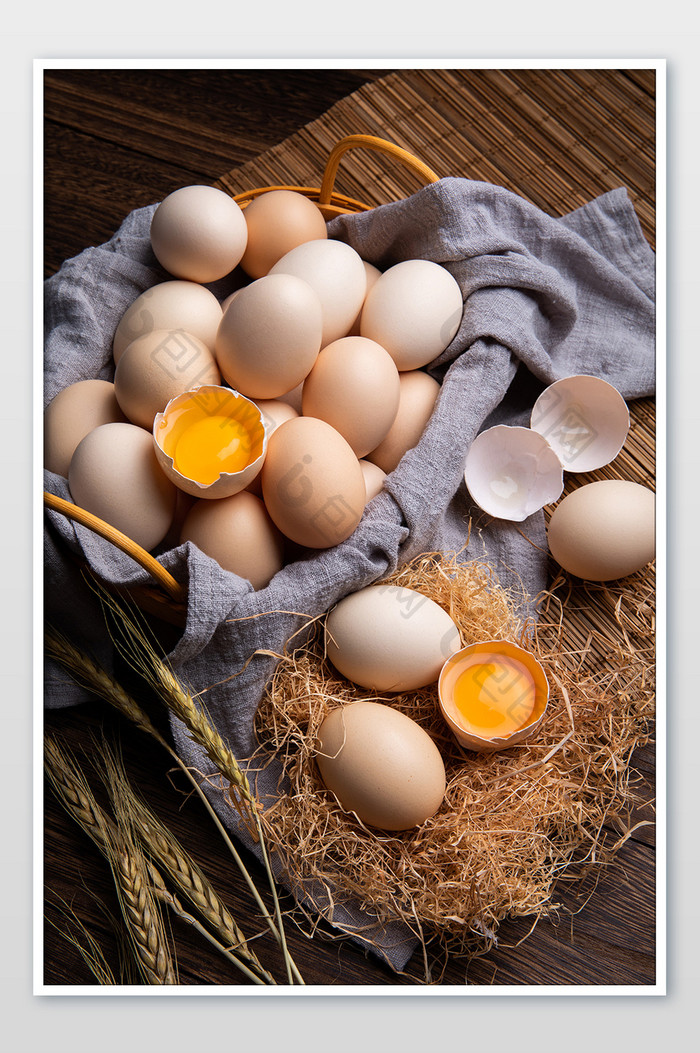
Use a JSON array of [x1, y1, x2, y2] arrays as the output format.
[[44, 178, 655, 973]]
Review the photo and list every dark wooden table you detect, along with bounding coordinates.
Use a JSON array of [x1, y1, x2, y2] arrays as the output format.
[[42, 66, 657, 989]]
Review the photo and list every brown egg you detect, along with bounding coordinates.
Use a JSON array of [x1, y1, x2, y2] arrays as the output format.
[[547, 480, 655, 581], [315, 701, 446, 831], [301, 336, 400, 458], [112, 280, 223, 364], [366, 369, 441, 474], [239, 190, 328, 279], [261, 416, 365, 549], [114, 329, 221, 429], [246, 399, 300, 496], [180, 490, 285, 589], [215, 273, 323, 399], [68, 422, 177, 551], [44, 379, 127, 477], [359, 459, 386, 503], [150, 185, 248, 283]]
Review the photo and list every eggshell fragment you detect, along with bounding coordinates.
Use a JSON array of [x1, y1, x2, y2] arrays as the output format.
[[546, 479, 655, 581], [530, 374, 630, 473], [269, 238, 367, 346], [438, 640, 549, 753], [68, 421, 177, 552], [150, 185, 248, 283], [180, 490, 285, 589], [44, 379, 127, 477], [464, 425, 564, 521], [365, 369, 440, 474], [315, 701, 446, 831], [154, 385, 268, 499], [301, 336, 401, 458], [215, 273, 323, 399], [325, 584, 462, 692], [112, 280, 223, 364], [114, 329, 221, 429], [261, 416, 365, 549], [239, 190, 328, 278], [360, 259, 463, 370]]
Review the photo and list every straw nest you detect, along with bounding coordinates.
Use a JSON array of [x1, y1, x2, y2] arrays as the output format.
[[252, 550, 655, 963]]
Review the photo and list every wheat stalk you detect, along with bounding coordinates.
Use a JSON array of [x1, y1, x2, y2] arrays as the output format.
[[97, 737, 277, 984], [44, 736, 177, 985], [45, 624, 303, 985]]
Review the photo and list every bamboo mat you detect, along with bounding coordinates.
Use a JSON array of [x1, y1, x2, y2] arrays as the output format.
[[216, 67, 657, 678]]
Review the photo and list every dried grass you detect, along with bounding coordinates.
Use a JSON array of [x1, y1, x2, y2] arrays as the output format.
[[252, 551, 655, 962]]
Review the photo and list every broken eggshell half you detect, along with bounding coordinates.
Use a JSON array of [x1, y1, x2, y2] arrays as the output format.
[[530, 374, 630, 474], [438, 639, 549, 753], [464, 425, 564, 522], [153, 384, 269, 499]]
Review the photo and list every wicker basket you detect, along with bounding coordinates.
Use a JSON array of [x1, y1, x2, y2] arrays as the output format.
[[44, 136, 441, 624]]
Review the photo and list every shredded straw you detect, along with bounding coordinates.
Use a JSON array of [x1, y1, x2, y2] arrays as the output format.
[[252, 551, 655, 964]]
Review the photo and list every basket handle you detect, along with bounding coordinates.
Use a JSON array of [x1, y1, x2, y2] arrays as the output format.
[[318, 134, 440, 207], [44, 491, 186, 603]]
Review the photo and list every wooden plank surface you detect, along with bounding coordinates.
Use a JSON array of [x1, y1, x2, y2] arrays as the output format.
[[42, 66, 657, 989]]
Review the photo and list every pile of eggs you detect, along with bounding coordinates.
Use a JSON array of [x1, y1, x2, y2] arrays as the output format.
[[45, 184, 463, 590]]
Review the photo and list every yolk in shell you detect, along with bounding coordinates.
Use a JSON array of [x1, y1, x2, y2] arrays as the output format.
[[452, 654, 536, 740], [173, 415, 253, 485]]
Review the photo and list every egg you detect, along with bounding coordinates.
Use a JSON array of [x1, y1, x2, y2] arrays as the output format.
[[546, 479, 655, 581], [269, 238, 367, 347], [239, 190, 328, 278], [360, 259, 463, 370], [301, 336, 401, 458], [346, 261, 382, 336], [359, 459, 386, 503], [464, 424, 564, 521], [68, 422, 177, 551], [365, 369, 441, 474], [325, 584, 462, 692], [112, 280, 223, 364], [180, 490, 285, 589], [246, 399, 300, 496], [150, 185, 248, 283], [215, 273, 323, 399], [44, 379, 127, 477], [261, 416, 365, 549], [315, 701, 446, 831], [114, 329, 221, 429]]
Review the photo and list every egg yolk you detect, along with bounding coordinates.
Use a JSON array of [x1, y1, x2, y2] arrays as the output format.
[[452, 654, 536, 740], [173, 415, 252, 485]]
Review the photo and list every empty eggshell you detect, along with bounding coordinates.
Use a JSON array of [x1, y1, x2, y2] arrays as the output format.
[[360, 259, 463, 370], [301, 336, 401, 458], [180, 490, 285, 589], [44, 379, 127, 477], [530, 374, 630, 473], [114, 329, 221, 429], [112, 280, 223, 364], [154, 385, 268, 499], [365, 369, 441, 474], [546, 479, 655, 581], [68, 421, 177, 552], [464, 425, 564, 521], [269, 238, 367, 346], [315, 701, 446, 831], [150, 185, 248, 283], [261, 416, 366, 549], [215, 273, 323, 399], [325, 583, 462, 692], [239, 189, 328, 278]]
